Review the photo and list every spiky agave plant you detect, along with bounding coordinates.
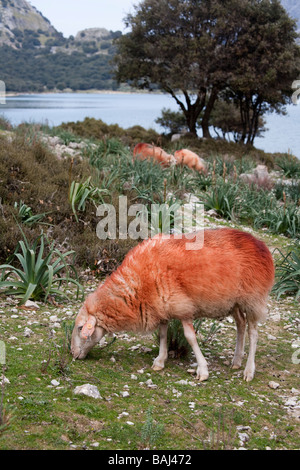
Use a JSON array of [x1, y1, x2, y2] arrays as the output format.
[[273, 244, 300, 300], [0, 232, 83, 304]]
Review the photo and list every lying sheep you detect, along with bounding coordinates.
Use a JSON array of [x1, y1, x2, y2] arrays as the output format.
[[174, 149, 207, 173], [133, 143, 176, 167], [71, 228, 274, 382]]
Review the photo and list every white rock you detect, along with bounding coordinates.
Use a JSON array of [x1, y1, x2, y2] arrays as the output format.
[[73, 384, 102, 399], [118, 412, 129, 419], [284, 397, 298, 407], [268, 381, 280, 390], [120, 391, 130, 398], [175, 380, 189, 385], [1, 375, 10, 384], [23, 327, 33, 337], [51, 379, 60, 387], [238, 432, 249, 443], [49, 315, 59, 323], [24, 300, 40, 309], [126, 421, 135, 426]]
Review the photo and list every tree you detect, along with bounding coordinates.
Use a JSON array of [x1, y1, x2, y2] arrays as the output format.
[[114, 0, 225, 137], [223, 0, 300, 145], [114, 0, 300, 143]]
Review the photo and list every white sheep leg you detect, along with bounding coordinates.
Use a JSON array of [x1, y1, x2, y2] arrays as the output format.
[[232, 309, 246, 370], [152, 323, 168, 371], [181, 320, 209, 382], [243, 319, 258, 382]]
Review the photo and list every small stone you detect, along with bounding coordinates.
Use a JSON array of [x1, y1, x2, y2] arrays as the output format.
[[0, 375, 10, 384], [73, 384, 102, 399], [24, 300, 40, 309], [91, 442, 100, 447], [238, 432, 249, 443], [24, 327, 33, 338], [120, 391, 130, 398], [49, 315, 59, 323], [268, 381, 280, 390], [51, 379, 60, 387], [126, 421, 134, 426]]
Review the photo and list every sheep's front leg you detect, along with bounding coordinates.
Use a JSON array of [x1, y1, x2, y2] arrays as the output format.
[[181, 320, 209, 382], [152, 323, 168, 371]]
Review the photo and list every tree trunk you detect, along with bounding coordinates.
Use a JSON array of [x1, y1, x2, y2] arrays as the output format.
[[164, 85, 206, 137], [201, 87, 218, 139]]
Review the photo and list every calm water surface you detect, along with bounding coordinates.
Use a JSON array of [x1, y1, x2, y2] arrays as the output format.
[[1, 92, 299, 159]]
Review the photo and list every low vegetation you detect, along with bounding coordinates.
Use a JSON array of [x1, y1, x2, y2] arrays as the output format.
[[0, 118, 299, 450]]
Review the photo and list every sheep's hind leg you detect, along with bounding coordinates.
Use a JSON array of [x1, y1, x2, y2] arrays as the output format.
[[152, 323, 168, 371], [181, 320, 209, 382], [243, 318, 259, 382], [232, 308, 246, 370]]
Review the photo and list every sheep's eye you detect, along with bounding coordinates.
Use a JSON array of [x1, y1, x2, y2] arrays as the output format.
[[78, 326, 83, 331]]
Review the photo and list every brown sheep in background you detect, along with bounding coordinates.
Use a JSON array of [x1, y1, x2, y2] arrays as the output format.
[[133, 143, 176, 167], [174, 149, 207, 173]]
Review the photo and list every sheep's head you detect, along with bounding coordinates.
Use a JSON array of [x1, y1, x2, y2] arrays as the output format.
[[71, 306, 106, 359]]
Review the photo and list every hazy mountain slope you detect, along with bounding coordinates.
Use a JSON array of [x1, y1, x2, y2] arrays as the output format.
[[0, 0, 58, 48]]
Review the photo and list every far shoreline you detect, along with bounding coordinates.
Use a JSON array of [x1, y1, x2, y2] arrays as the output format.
[[5, 89, 161, 97]]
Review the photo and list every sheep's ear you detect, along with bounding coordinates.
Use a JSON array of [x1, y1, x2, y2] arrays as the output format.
[[80, 315, 97, 339]]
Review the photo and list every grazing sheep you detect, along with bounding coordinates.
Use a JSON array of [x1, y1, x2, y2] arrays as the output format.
[[174, 149, 207, 173], [71, 229, 274, 382], [133, 143, 176, 166]]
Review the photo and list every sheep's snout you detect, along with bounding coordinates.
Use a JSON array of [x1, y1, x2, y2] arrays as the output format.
[[71, 322, 106, 360]]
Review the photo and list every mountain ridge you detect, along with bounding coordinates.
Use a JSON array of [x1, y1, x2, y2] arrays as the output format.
[[0, 0, 299, 93]]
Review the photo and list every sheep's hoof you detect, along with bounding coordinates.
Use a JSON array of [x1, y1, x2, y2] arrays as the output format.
[[243, 369, 254, 382], [231, 363, 242, 370], [196, 370, 209, 382], [152, 364, 164, 372]]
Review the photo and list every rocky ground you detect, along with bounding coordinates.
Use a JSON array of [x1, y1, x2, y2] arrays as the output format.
[[0, 217, 299, 450]]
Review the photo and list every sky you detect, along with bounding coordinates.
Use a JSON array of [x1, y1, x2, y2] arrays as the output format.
[[28, 0, 137, 37]]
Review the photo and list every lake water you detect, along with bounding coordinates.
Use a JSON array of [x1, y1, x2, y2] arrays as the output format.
[[0, 92, 299, 159]]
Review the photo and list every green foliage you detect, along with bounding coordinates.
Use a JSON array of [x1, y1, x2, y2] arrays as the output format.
[[155, 108, 188, 135], [0, 232, 83, 304], [253, 203, 300, 239], [273, 244, 300, 300], [201, 181, 240, 221], [69, 176, 109, 222], [14, 201, 50, 227], [140, 407, 164, 449], [276, 157, 300, 178], [58, 118, 160, 146], [0, 45, 118, 92], [115, 0, 300, 142]]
